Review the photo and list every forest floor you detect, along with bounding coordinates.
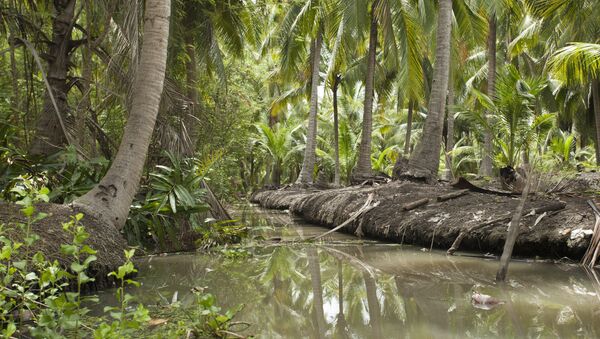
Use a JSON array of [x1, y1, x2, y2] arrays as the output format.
[[251, 174, 600, 260]]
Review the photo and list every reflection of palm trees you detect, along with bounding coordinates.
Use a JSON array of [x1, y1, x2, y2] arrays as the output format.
[[335, 259, 350, 338], [363, 271, 383, 339], [308, 247, 327, 337]]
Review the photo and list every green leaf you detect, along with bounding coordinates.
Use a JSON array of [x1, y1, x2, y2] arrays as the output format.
[[60, 244, 78, 256], [169, 191, 177, 214], [71, 262, 86, 273]]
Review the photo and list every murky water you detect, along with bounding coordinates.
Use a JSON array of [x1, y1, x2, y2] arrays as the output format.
[[99, 206, 600, 338]]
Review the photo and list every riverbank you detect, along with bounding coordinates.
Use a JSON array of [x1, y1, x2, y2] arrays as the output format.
[[251, 180, 597, 260], [0, 202, 126, 290]]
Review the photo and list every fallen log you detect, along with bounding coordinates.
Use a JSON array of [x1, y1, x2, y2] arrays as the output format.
[[436, 189, 469, 202], [402, 198, 429, 211], [452, 177, 514, 196]]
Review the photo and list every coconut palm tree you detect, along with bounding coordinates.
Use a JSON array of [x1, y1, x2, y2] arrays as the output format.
[[528, 0, 600, 164], [548, 43, 600, 164], [354, 0, 380, 179], [408, 0, 453, 179], [174, 0, 255, 154], [74, 0, 170, 230]]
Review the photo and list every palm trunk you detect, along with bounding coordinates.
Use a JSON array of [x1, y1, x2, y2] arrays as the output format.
[[409, 0, 452, 179], [496, 173, 531, 282], [443, 72, 455, 180], [404, 100, 414, 155], [29, 0, 77, 156], [592, 79, 600, 166], [9, 37, 19, 123], [355, 1, 378, 178], [480, 15, 496, 176], [271, 159, 282, 186], [184, 31, 200, 155], [74, 0, 170, 230], [333, 75, 341, 186], [296, 29, 323, 184]]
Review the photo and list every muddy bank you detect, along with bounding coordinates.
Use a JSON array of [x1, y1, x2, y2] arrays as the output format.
[[0, 202, 126, 290], [251, 181, 597, 260]]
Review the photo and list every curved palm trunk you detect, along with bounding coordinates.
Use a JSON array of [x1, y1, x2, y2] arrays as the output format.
[[408, 0, 452, 179], [355, 1, 378, 178], [333, 75, 341, 186], [29, 0, 76, 156], [296, 29, 323, 184], [592, 79, 600, 166], [74, 0, 170, 230], [480, 15, 496, 176]]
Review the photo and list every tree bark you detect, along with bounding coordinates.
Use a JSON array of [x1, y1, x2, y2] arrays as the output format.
[[409, 0, 452, 179], [333, 75, 341, 186], [9, 36, 19, 123], [443, 69, 455, 180], [296, 29, 323, 184], [592, 79, 600, 166], [355, 1, 379, 178], [404, 100, 414, 156], [480, 15, 496, 176], [184, 30, 200, 155], [74, 0, 171, 230], [29, 0, 77, 156]]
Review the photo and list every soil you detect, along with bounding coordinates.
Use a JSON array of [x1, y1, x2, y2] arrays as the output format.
[[0, 202, 127, 290], [251, 180, 599, 260]]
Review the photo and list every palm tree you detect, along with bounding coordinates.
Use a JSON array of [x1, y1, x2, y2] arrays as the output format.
[[74, 0, 170, 229], [270, 0, 329, 185], [408, 0, 453, 179], [253, 122, 302, 186], [175, 0, 253, 154], [297, 29, 324, 184], [548, 43, 600, 164], [354, 0, 380, 179], [480, 13, 497, 176]]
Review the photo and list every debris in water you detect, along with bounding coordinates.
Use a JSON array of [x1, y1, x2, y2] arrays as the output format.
[[471, 292, 505, 310]]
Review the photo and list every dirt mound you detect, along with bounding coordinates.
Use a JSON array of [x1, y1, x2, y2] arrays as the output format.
[[0, 202, 126, 290], [252, 181, 596, 260]]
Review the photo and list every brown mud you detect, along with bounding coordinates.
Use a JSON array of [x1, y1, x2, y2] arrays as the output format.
[[1, 202, 126, 290], [251, 180, 598, 260]]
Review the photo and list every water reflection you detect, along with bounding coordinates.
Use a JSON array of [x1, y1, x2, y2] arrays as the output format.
[[98, 208, 600, 338]]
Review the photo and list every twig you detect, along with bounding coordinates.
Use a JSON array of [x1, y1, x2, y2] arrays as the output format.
[[446, 215, 511, 255], [582, 200, 600, 267], [309, 194, 378, 240], [318, 245, 378, 278]]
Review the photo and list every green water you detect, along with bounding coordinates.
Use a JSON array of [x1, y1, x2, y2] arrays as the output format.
[[99, 206, 600, 338]]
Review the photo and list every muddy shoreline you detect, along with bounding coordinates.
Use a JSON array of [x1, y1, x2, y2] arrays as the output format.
[[251, 181, 596, 260]]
